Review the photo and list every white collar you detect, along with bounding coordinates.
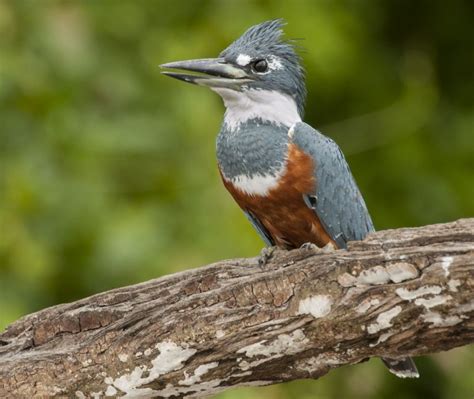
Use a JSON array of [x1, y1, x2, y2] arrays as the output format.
[[212, 88, 301, 131]]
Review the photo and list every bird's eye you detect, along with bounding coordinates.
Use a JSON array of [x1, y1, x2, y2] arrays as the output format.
[[252, 59, 268, 73]]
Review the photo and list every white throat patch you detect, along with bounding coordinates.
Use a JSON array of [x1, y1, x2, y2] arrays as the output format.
[[211, 88, 301, 131]]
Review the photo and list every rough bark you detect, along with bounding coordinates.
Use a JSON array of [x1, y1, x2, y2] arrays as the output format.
[[1, 218, 473, 398]]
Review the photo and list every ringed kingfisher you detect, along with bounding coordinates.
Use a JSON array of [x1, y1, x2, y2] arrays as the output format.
[[161, 19, 418, 379]]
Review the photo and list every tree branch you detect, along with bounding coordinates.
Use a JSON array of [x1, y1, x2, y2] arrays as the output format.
[[1, 219, 473, 398]]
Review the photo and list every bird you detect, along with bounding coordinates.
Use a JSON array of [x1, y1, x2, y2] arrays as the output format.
[[161, 19, 419, 379]]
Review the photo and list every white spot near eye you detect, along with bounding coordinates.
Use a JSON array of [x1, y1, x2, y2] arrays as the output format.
[[268, 56, 283, 70], [236, 53, 251, 66]]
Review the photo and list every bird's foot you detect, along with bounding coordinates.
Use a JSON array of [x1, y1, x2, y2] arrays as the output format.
[[322, 242, 337, 252], [300, 242, 336, 253], [258, 246, 277, 267], [300, 242, 319, 251]]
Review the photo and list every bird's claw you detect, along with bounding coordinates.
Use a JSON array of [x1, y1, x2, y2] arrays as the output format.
[[300, 242, 319, 251], [300, 242, 336, 252], [259, 246, 277, 267]]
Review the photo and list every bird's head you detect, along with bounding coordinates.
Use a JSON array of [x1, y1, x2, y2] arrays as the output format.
[[161, 19, 306, 128]]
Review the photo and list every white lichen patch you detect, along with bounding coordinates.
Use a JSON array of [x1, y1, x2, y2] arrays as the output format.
[[396, 285, 442, 300], [144, 348, 152, 357], [238, 329, 308, 358], [441, 256, 454, 276], [296, 353, 343, 372], [456, 300, 474, 313], [369, 332, 394, 347], [297, 295, 332, 318], [421, 311, 462, 327], [104, 377, 113, 385], [367, 306, 402, 334], [357, 266, 391, 285], [448, 279, 461, 292], [112, 365, 149, 397], [179, 362, 219, 386], [386, 263, 419, 283], [238, 360, 255, 371], [232, 371, 252, 378], [237, 330, 309, 370], [415, 295, 452, 309], [337, 272, 357, 287], [118, 353, 129, 363], [111, 341, 196, 397], [338, 263, 418, 287], [154, 342, 196, 374], [356, 298, 380, 314], [105, 385, 118, 397]]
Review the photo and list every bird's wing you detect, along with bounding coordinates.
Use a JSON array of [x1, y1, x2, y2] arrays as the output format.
[[290, 122, 375, 248]]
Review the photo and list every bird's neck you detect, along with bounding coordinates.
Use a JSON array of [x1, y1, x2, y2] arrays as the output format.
[[212, 88, 301, 132]]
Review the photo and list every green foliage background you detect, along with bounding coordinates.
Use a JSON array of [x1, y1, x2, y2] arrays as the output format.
[[0, 1, 473, 398]]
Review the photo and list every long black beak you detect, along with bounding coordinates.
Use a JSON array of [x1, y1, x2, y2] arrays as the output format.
[[160, 57, 253, 89]]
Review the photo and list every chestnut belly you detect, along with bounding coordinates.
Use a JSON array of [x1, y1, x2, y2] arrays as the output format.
[[220, 143, 336, 249]]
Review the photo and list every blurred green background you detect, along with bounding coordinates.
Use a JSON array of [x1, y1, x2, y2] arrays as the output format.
[[1, 0, 473, 398]]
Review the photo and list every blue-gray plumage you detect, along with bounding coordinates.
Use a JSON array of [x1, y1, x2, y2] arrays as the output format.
[[161, 18, 419, 379], [291, 122, 375, 248], [216, 121, 288, 181]]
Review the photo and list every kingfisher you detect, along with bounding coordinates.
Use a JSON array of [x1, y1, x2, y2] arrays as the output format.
[[161, 19, 418, 379]]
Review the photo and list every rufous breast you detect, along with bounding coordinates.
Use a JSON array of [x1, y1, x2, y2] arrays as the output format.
[[220, 143, 336, 249]]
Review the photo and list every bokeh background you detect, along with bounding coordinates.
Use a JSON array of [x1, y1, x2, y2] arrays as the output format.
[[1, 0, 473, 398]]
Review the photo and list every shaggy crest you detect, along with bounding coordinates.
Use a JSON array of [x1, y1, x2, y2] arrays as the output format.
[[220, 19, 307, 116]]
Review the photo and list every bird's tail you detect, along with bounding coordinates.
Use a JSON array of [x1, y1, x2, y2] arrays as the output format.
[[382, 357, 419, 378]]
